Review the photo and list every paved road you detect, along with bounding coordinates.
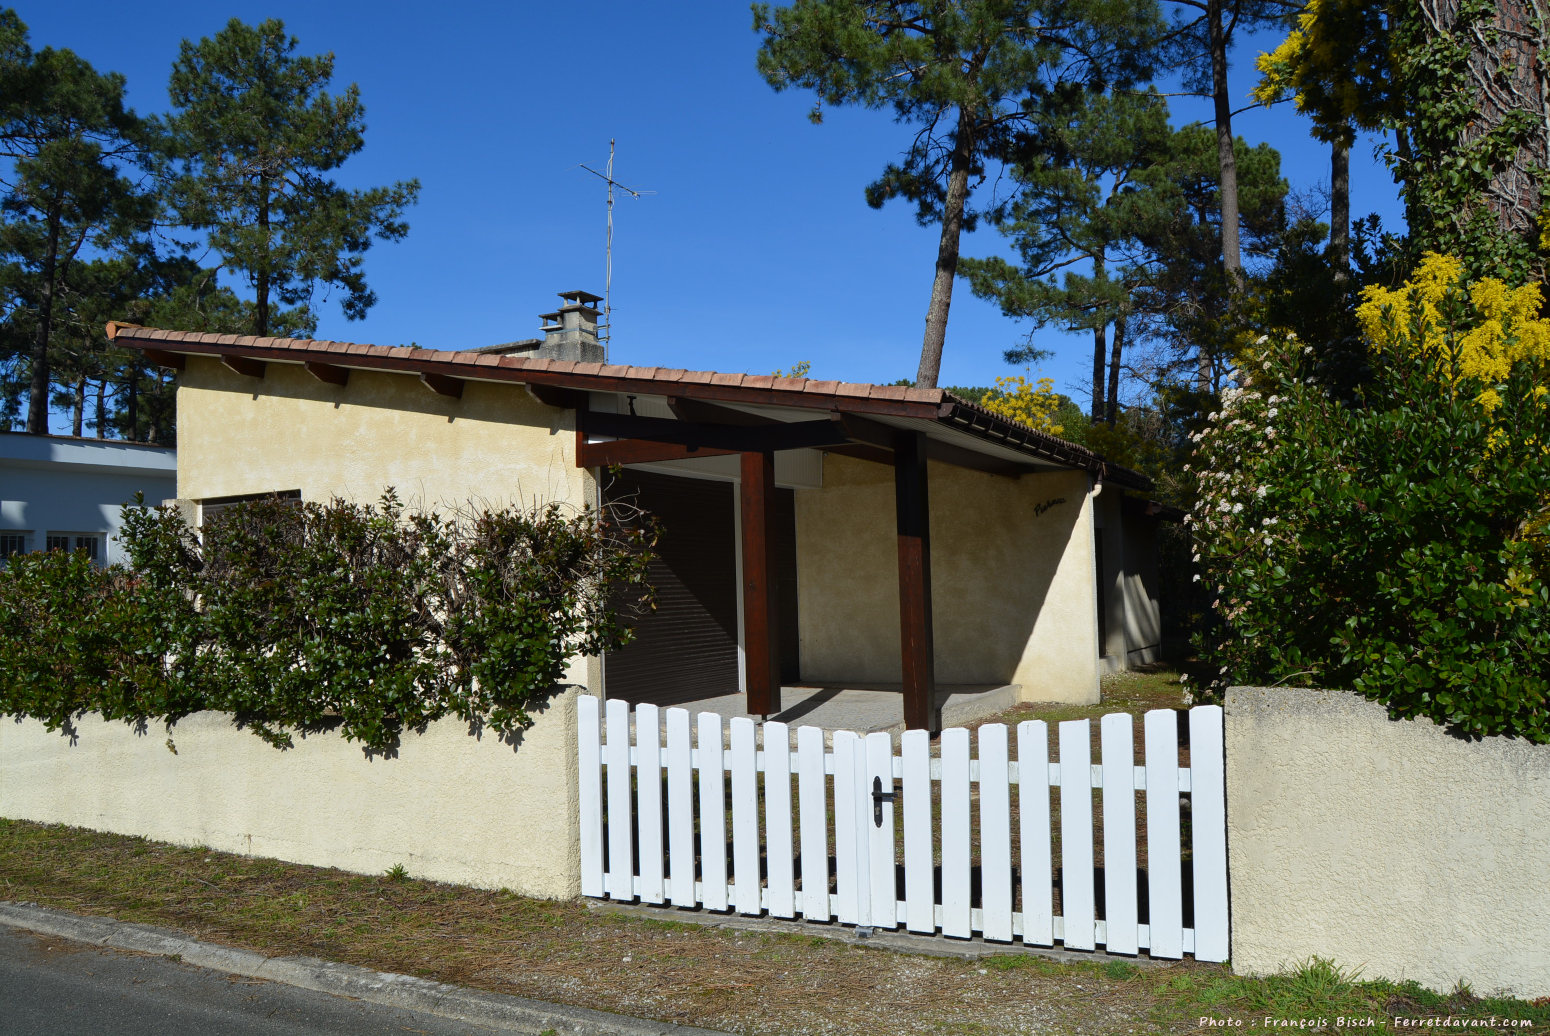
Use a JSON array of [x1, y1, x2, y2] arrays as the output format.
[[0, 927, 502, 1035]]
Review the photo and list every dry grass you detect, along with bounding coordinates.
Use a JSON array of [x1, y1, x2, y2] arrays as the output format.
[[3, 818, 1544, 1035], [0, 817, 1201, 1035]]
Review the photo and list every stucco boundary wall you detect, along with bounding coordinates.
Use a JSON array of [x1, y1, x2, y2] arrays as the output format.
[[1225, 686, 1550, 997], [0, 688, 584, 900]]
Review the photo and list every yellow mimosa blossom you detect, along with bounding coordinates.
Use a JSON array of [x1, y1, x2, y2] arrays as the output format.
[[1252, 0, 1390, 141], [982, 372, 1063, 435], [1357, 252, 1550, 409]]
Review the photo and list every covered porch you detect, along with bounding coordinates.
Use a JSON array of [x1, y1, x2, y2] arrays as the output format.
[[557, 376, 1148, 732]]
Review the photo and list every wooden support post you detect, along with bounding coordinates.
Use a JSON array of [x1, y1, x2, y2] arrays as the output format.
[[740, 450, 781, 717], [895, 431, 938, 731]]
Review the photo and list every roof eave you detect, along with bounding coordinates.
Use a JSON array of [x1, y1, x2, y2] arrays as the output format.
[[111, 325, 1151, 488]]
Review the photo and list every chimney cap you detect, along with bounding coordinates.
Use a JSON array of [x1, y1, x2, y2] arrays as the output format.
[[559, 289, 604, 305]]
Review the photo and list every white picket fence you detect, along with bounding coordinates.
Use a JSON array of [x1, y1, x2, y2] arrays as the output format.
[[577, 696, 1229, 961]]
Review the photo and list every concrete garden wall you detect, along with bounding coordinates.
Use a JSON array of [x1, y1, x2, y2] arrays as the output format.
[[0, 686, 585, 898], [1225, 686, 1550, 996]]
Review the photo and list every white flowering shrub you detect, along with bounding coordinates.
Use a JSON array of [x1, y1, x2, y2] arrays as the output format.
[[1190, 285, 1550, 742]]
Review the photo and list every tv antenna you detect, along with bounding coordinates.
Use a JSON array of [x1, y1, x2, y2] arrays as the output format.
[[580, 140, 654, 356]]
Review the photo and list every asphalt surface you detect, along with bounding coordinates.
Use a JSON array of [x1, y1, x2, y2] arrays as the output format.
[[0, 902, 731, 1036], [0, 926, 499, 1035]]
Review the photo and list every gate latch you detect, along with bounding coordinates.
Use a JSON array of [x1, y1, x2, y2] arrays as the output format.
[[871, 776, 895, 827]]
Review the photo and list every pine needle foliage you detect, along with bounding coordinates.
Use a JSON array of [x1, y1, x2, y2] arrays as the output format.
[[158, 18, 420, 336]]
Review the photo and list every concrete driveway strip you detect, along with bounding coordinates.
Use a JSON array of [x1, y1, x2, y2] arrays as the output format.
[[0, 901, 732, 1036]]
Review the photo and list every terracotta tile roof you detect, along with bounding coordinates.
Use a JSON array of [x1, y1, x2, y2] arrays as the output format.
[[106, 324, 1151, 489]]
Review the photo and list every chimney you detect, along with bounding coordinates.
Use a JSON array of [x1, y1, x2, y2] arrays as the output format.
[[474, 290, 606, 363], [539, 289, 605, 363]]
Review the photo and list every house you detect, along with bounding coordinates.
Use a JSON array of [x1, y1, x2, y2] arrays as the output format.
[[105, 292, 1167, 729], [0, 432, 177, 567]]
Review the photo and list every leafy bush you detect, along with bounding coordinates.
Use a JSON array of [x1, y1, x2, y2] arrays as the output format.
[[0, 548, 204, 737], [0, 491, 653, 751], [1191, 256, 1550, 741]]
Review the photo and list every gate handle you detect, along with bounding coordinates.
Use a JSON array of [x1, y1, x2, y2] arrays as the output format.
[[871, 776, 895, 827]]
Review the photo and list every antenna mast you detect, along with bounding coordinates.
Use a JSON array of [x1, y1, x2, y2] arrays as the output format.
[[580, 141, 652, 359]]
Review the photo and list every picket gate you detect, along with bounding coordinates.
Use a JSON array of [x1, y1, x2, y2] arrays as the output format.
[[577, 697, 1229, 961]]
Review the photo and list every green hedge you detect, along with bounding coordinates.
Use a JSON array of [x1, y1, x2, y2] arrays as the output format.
[[0, 491, 653, 752]]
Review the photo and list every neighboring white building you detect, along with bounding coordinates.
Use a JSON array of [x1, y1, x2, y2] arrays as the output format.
[[0, 433, 177, 567]]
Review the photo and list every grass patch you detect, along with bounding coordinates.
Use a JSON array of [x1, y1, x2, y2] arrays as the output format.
[[1, 819, 1544, 1035], [1150, 957, 1550, 1033], [972, 663, 1193, 736]]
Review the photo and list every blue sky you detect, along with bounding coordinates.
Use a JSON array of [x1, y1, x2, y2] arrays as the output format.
[[22, 2, 1405, 401]]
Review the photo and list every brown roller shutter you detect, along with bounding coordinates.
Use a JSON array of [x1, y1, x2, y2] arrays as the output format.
[[605, 469, 740, 706]]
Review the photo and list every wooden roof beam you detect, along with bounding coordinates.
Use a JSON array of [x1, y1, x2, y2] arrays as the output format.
[[584, 410, 847, 453], [527, 383, 588, 410], [222, 355, 265, 379], [837, 412, 1027, 478], [143, 349, 186, 371], [666, 396, 773, 426], [577, 439, 739, 467], [304, 361, 349, 386], [420, 371, 464, 399]]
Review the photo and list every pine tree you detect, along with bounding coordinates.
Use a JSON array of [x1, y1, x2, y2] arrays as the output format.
[[0, 8, 152, 434], [754, 0, 1160, 388], [160, 18, 419, 336], [962, 90, 1175, 424], [1161, 0, 1295, 288], [1128, 123, 1289, 391]]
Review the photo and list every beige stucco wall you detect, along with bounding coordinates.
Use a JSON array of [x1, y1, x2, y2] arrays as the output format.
[[794, 454, 1098, 704], [0, 687, 584, 898], [1226, 686, 1550, 996], [176, 357, 590, 512]]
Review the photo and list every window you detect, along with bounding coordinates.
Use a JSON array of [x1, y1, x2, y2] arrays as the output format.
[[45, 533, 103, 563], [198, 489, 302, 527], [0, 532, 27, 563]]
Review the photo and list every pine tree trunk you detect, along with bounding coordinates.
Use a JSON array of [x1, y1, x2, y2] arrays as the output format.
[[1090, 256, 1108, 422], [71, 376, 86, 437], [94, 379, 106, 438], [1091, 323, 1108, 423], [126, 365, 139, 441], [255, 184, 271, 336], [1331, 138, 1350, 283], [148, 371, 170, 444], [1107, 316, 1126, 426], [917, 106, 975, 390], [25, 206, 62, 435], [1208, 0, 1243, 289]]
